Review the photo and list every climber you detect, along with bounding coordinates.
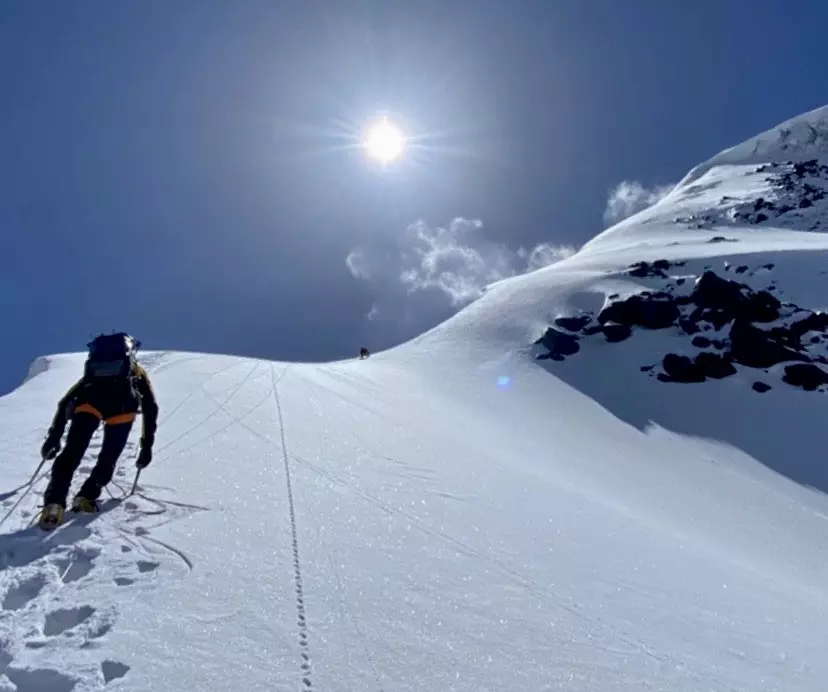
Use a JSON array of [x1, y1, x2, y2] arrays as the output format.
[[359, 347, 370, 359], [37, 332, 159, 529]]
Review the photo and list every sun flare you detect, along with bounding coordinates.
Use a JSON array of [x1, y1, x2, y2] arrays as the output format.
[[362, 118, 406, 164]]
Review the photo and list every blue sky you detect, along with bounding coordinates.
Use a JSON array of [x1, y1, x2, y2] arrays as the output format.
[[2, 0, 828, 395]]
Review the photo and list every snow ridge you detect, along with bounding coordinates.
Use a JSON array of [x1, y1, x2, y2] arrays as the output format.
[[678, 104, 828, 188]]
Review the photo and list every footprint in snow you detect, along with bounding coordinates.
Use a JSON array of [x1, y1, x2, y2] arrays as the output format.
[[137, 560, 159, 574], [1, 573, 47, 611], [52, 545, 101, 584], [43, 605, 96, 636], [25, 606, 114, 651], [0, 638, 13, 670], [101, 660, 130, 684], [4, 666, 77, 692]]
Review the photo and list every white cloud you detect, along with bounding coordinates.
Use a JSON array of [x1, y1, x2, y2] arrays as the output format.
[[519, 243, 576, 271], [344, 250, 371, 280], [603, 180, 675, 225], [345, 218, 576, 322]]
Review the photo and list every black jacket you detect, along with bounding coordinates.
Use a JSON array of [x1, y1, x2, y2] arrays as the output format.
[[47, 363, 159, 449]]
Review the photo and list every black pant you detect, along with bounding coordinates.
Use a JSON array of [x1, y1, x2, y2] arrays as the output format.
[[44, 412, 132, 506]]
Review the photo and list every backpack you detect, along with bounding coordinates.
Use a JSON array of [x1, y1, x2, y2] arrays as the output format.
[[82, 332, 140, 401]]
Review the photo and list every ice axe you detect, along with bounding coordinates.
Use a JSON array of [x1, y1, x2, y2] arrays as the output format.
[[129, 469, 142, 496]]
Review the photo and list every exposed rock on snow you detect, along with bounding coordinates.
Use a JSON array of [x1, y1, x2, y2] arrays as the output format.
[[538, 261, 828, 392], [535, 327, 580, 361], [695, 351, 737, 379], [783, 363, 828, 391], [597, 291, 680, 330], [658, 354, 705, 383], [691, 271, 781, 323], [554, 313, 592, 332], [729, 319, 806, 369]]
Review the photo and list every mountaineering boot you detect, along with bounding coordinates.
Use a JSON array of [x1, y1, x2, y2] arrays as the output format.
[[38, 503, 64, 531], [71, 495, 99, 513]]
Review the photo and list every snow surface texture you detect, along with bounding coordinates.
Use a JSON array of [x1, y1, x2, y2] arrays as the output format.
[[4, 106, 828, 691]]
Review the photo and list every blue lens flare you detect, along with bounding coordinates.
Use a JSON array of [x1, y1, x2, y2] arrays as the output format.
[[496, 375, 511, 389]]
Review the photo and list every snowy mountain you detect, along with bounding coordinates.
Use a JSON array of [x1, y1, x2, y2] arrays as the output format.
[[4, 105, 828, 691]]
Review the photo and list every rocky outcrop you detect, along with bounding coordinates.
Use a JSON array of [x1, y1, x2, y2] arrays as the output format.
[[691, 271, 781, 323], [554, 313, 592, 332], [695, 352, 737, 379], [626, 259, 684, 279], [782, 363, 828, 391], [658, 354, 705, 383], [729, 319, 807, 369], [722, 160, 828, 230], [537, 262, 828, 393], [597, 292, 680, 330], [535, 327, 580, 361]]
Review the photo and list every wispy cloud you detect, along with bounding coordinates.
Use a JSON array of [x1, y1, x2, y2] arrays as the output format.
[[345, 218, 575, 325], [603, 180, 675, 225]]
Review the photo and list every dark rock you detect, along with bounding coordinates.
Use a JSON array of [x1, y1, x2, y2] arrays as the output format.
[[695, 352, 737, 379], [692, 307, 733, 330], [691, 271, 780, 323], [768, 326, 803, 349], [799, 198, 813, 209], [582, 325, 605, 336], [752, 381, 772, 393], [744, 291, 782, 323], [692, 271, 744, 309], [659, 353, 706, 383], [692, 336, 711, 348], [679, 317, 701, 335], [676, 278, 686, 286], [628, 262, 650, 279], [535, 327, 580, 360], [627, 260, 670, 278], [755, 213, 768, 223], [761, 263, 775, 270], [783, 363, 828, 391], [734, 265, 749, 274], [554, 313, 593, 332], [597, 292, 680, 330], [628, 262, 650, 278], [729, 319, 807, 369], [789, 311, 828, 337], [709, 236, 738, 243], [603, 324, 632, 343], [640, 364, 655, 372]]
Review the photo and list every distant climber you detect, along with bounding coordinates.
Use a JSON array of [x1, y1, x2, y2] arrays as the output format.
[[37, 332, 159, 530], [359, 347, 370, 359]]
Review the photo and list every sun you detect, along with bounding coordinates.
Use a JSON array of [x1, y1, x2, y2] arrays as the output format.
[[362, 117, 406, 164]]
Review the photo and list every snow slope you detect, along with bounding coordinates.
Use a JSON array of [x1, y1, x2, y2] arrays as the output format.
[[4, 106, 828, 691]]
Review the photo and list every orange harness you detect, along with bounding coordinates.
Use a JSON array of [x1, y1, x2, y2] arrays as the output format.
[[74, 403, 136, 426]]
